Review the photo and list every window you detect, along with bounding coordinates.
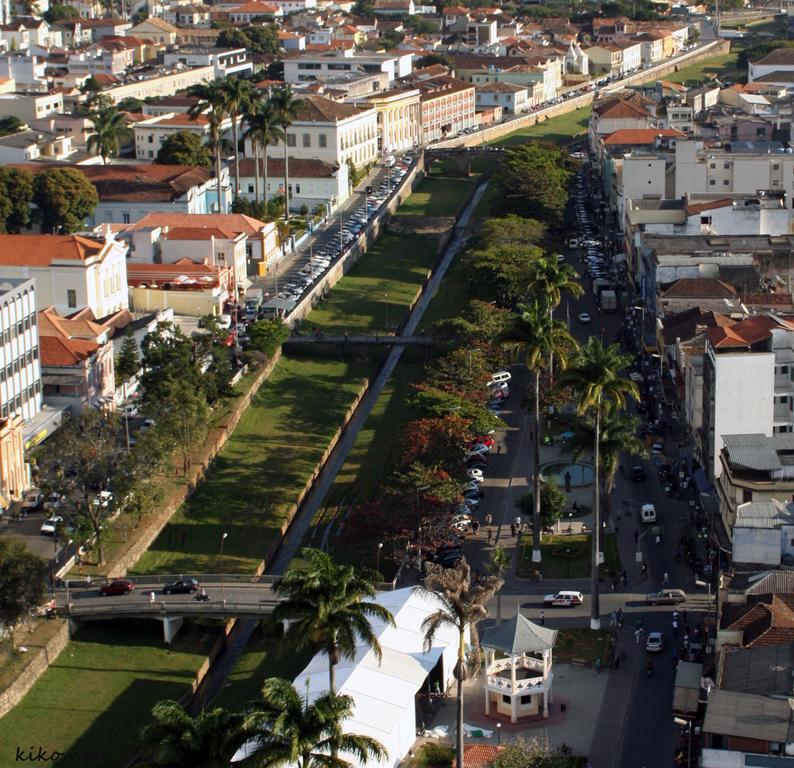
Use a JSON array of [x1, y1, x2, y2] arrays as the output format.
[[66, 289, 76, 309], [295, 183, 301, 194], [709, 179, 716, 186], [319, 133, 327, 148], [148, 135, 154, 143], [248, 184, 254, 194], [302, 133, 311, 148], [287, 134, 296, 147], [502, 695, 510, 704], [122, 212, 130, 224], [723, 179, 730, 186], [723, 162, 731, 170], [520, 695, 533, 705], [782, 366, 790, 374], [700, 216, 711, 225]]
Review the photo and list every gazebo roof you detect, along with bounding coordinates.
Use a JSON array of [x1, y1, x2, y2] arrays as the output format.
[[481, 612, 558, 654]]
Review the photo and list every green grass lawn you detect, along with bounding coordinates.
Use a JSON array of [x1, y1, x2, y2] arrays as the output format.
[[0, 621, 216, 768], [132, 353, 375, 574], [665, 50, 743, 85], [516, 533, 621, 579], [554, 628, 613, 666], [307, 233, 438, 334], [394, 176, 475, 217], [490, 105, 592, 147]]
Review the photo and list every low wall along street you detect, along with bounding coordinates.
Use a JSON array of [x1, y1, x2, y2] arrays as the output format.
[[433, 40, 730, 149]]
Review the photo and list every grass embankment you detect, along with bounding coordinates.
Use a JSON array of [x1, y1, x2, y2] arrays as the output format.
[[394, 175, 475, 217], [0, 622, 216, 768], [554, 628, 613, 666], [516, 533, 621, 579], [490, 105, 592, 147], [665, 50, 743, 85]]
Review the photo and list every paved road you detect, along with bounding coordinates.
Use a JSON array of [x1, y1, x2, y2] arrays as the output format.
[[0, 510, 69, 562]]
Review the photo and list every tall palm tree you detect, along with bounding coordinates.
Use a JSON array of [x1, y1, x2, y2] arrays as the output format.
[[270, 85, 300, 221], [244, 97, 284, 206], [87, 106, 131, 165], [524, 256, 583, 382], [501, 302, 577, 564], [486, 545, 511, 626], [556, 407, 646, 525], [555, 338, 638, 630], [421, 557, 502, 768], [138, 700, 244, 768], [272, 548, 395, 693], [238, 678, 386, 768], [221, 77, 254, 200], [188, 81, 228, 214]]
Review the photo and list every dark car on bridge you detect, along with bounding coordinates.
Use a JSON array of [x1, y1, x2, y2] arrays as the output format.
[[99, 579, 135, 596], [162, 578, 200, 595]]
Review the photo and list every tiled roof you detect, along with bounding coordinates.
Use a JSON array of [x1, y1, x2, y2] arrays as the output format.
[[125, 212, 269, 236], [595, 98, 650, 120], [164, 226, 241, 241], [39, 335, 98, 366], [296, 94, 366, 123], [707, 315, 793, 349], [603, 128, 683, 145], [131, 17, 178, 32], [476, 82, 527, 93], [685, 198, 732, 215], [723, 595, 794, 647], [662, 278, 737, 299], [230, 1, 279, 11], [660, 307, 735, 345], [753, 47, 794, 67], [0, 234, 104, 266], [452, 745, 506, 768], [754, 71, 794, 84], [744, 292, 793, 306], [237, 157, 337, 178], [152, 113, 209, 127]]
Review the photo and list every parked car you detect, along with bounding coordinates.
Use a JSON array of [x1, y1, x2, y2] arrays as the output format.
[[162, 578, 200, 595], [577, 313, 591, 324], [99, 579, 135, 596], [543, 590, 583, 607], [40, 516, 64, 535], [466, 468, 484, 482], [646, 589, 686, 606], [645, 632, 664, 653], [21, 490, 43, 512]]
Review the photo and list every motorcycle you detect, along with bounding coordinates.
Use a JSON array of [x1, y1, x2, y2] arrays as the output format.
[[194, 591, 210, 602]]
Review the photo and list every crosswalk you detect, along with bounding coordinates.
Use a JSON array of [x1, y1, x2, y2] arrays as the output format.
[[682, 594, 713, 611]]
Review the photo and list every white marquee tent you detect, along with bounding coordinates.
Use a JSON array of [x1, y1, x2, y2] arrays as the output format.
[[293, 586, 463, 768]]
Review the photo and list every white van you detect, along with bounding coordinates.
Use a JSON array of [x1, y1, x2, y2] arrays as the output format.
[[641, 503, 657, 524], [489, 371, 512, 386]]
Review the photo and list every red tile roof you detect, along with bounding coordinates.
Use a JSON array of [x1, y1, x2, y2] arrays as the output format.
[[707, 315, 792, 349], [662, 278, 737, 299], [39, 335, 98, 366], [452, 745, 506, 768], [685, 199, 732, 215], [603, 128, 683, 145], [0, 234, 104, 266], [164, 226, 241, 240], [125, 212, 270, 236]]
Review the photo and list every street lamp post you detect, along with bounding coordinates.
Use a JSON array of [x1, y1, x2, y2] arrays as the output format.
[[220, 532, 228, 602], [376, 542, 383, 575], [496, 722, 501, 746], [384, 293, 388, 331]]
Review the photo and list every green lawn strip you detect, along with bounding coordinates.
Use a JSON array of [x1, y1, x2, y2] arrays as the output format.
[[490, 106, 592, 147], [665, 50, 743, 85], [516, 533, 621, 579], [132, 353, 375, 574], [0, 618, 67, 694], [307, 233, 438, 334], [213, 624, 314, 711], [394, 177, 475, 218], [554, 628, 614, 666], [0, 621, 216, 768]]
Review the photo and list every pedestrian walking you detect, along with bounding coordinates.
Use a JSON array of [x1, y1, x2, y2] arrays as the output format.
[[622, 570, 628, 587], [682, 608, 688, 625], [634, 629, 641, 645], [641, 562, 648, 576], [672, 619, 679, 638], [487, 528, 493, 544], [149, 591, 156, 604], [514, 515, 522, 532], [610, 610, 617, 627], [634, 530, 639, 544], [663, 571, 670, 586], [618, 609, 624, 628], [510, 522, 517, 537], [672, 610, 679, 623], [539, 610, 545, 626], [485, 513, 493, 527], [497, 441, 502, 454], [472, 520, 480, 535]]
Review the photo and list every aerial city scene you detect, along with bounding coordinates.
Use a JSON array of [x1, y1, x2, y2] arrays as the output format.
[[0, 0, 790, 765]]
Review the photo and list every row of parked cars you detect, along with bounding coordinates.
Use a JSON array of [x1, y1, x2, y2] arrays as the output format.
[[277, 157, 413, 306]]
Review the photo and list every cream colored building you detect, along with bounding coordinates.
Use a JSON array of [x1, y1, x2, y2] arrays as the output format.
[[0, 414, 29, 504], [128, 16, 178, 45], [0, 232, 128, 317], [103, 65, 216, 104], [362, 87, 421, 154]]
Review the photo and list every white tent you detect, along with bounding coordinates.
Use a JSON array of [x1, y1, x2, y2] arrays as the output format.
[[294, 586, 462, 768]]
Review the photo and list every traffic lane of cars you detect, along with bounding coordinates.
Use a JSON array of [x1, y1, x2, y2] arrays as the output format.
[[61, 579, 275, 606]]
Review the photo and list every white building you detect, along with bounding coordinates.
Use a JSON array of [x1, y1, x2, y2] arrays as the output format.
[[0, 232, 128, 319], [283, 51, 413, 86], [288, 587, 463, 768], [732, 499, 794, 566], [749, 47, 794, 83], [162, 47, 252, 78], [0, 277, 41, 423], [262, 94, 378, 169], [133, 111, 234, 161], [565, 40, 589, 76], [475, 82, 529, 114]]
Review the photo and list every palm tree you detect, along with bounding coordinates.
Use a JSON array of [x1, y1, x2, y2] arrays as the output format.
[[138, 700, 244, 768], [188, 81, 228, 214], [555, 338, 638, 630], [238, 677, 386, 768], [501, 302, 577, 564], [421, 557, 502, 768], [272, 548, 395, 693], [221, 77, 254, 200], [524, 256, 583, 381], [270, 85, 300, 221], [87, 106, 131, 164], [556, 407, 646, 525], [244, 97, 284, 207], [486, 545, 511, 626]]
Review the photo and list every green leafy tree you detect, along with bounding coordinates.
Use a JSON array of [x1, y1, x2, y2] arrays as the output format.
[[221, 77, 254, 199], [40, 410, 123, 566], [425, 347, 491, 403], [271, 85, 300, 220], [0, 116, 22, 136], [44, 3, 79, 23], [433, 299, 512, 348], [0, 539, 47, 647], [416, 53, 453, 68], [116, 97, 144, 113], [115, 328, 140, 397], [410, 386, 501, 436], [498, 143, 572, 224], [238, 678, 386, 768], [244, 96, 284, 205], [34, 167, 98, 233], [478, 215, 547, 249], [501, 302, 577, 565], [487, 545, 511, 626], [148, 380, 209, 475], [495, 735, 560, 768], [248, 317, 289, 358], [272, 548, 395, 692], [463, 243, 543, 306], [188, 81, 229, 214], [87, 106, 131, 164], [156, 130, 212, 168], [139, 322, 202, 404], [0, 167, 34, 232], [139, 700, 244, 768], [556, 338, 638, 630], [421, 558, 502, 768]]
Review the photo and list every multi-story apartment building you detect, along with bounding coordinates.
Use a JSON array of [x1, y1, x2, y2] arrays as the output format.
[[133, 111, 234, 161], [415, 75, 476, 143], [0, 277, 41, 425], [282, 51, 413, 86], [361, 87, 421, 153], [0, 232, 128, 318]]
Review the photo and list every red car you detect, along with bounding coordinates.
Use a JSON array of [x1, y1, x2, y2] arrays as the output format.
[[472, 436, 495, 448], [99, 579, 135, 596]]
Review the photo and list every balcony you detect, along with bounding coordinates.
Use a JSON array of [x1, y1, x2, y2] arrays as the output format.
[[485, 656, 548, 694]]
